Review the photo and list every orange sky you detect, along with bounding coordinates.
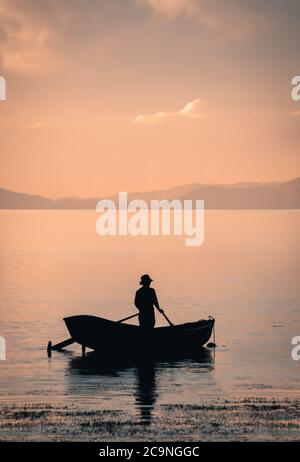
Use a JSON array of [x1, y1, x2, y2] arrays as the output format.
[[0, 0, 300, 198]]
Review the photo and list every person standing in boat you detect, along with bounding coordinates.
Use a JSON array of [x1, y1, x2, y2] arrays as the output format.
[[135, 274, 163, 329]]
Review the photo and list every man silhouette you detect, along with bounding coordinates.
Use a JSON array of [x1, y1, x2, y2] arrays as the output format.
[[134, 274, 163, 329]]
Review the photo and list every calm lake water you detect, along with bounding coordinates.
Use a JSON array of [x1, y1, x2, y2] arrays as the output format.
[[0, 210, 300, 441]]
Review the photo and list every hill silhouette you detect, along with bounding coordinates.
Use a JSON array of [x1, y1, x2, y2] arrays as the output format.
[[0, 178, 299, 209]]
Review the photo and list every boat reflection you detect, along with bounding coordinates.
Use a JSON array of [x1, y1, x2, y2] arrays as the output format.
[[68, 347, 214, 425]]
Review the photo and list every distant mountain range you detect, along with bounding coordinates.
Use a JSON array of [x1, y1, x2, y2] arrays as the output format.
[[0, 177, 300, 209]]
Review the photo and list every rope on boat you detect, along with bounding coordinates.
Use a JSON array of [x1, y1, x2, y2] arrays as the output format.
[[207, 315, 216, 348]]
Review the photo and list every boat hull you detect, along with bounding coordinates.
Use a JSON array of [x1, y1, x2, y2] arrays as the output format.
[[64, 315, 214, 352]]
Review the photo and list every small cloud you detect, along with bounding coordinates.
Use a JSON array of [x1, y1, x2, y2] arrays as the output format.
[[137, 0, 200, 21], [136, 0, 272, 41], [290, 110, 300, 117], [133, 98, 206, 123], [32, 121, 44, 128], [250, 111, 276, 118]]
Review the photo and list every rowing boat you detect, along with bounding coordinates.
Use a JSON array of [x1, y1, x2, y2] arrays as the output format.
[[63, 315, 215, 352]]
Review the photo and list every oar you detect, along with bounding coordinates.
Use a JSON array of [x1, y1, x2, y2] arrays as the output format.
[[47, 338, 75, 357], [118, 310, 174, 326], [158, 309, 174, 326], [118, 313, 139, 323]]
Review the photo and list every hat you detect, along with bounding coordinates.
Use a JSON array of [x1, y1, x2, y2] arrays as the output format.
[[140, 274, 153, 285]]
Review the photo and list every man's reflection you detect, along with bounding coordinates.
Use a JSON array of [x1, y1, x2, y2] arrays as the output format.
[[135, 361, 157, 425], [67, 348, 213, 427]]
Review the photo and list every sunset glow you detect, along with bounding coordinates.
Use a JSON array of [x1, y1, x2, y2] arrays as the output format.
[[0, 0, 299, 198]]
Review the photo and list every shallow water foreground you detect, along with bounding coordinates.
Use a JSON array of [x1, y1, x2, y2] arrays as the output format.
[[0, 349, 300, 441], [1, 397, 300, 441]]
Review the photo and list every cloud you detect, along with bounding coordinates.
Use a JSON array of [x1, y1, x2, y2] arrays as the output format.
[[136, 0, 210, 22], [0, 0, 294, 78], [133, 98, 207, 123], [136, 0, 274, 40], [0, 0, 130, 75], [0, 1, 57, 74], [137, 0, 215, 25], [290, 110, 300, 117], [250, 112, 277, 118], [32, 121, 44, 128]]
